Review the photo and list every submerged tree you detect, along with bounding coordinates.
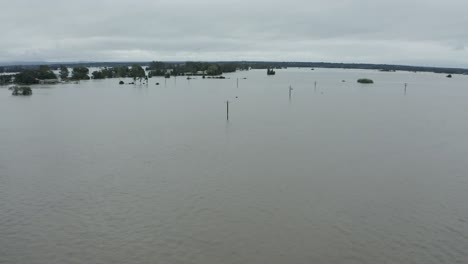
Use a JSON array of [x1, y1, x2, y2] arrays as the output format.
[[59, 65, 69, 80], [12, 86, 32, 96], [128, 64, 146, 78], [71, 66, 90, 80], [92, 71, 105, 79], [357, 78, 374, 84], [0, 74, 14, 85], [114, 66, 130, 78], [206, 64, 222, 76], [147, 61, 167, 78], [15, 70, 40, 84], [15, 65, 57, 84], [37, 65, 57, 80]]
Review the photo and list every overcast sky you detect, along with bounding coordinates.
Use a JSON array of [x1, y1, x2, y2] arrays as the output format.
[[1, 0, 468, 67]]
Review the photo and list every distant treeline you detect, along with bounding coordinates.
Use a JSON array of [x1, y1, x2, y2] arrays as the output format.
[[2, 61, 468, 75], [145, 61, 241, 77], [263, 62, 468, 75], [2, 62, 242, 84], [14, 65, 57, 84], [91, 64, 146, 79], [3, 65, 91, 84], [90, 62, 240, 79], [3, 61, 468, 85], [0, 66, 25, 73]]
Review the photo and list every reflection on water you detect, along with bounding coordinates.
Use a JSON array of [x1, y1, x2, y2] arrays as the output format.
[[1, 69, 467, 264]]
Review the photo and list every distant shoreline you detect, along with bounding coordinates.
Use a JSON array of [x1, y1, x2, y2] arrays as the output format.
[[1, 61, 468, 75]]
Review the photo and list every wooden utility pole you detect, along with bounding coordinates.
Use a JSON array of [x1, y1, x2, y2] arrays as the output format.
[[226, 101, 230, 121]]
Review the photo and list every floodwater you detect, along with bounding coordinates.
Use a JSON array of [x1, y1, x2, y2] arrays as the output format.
[[1, 68, 467, 264]]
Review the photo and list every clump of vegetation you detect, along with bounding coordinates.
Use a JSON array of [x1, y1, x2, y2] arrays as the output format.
[[36, 65, 56, 80], [12, 86, 32, 96], [14, 65, 57, 84], [206, 64, 221, 75], [119, 81, 124, 85], [71, 67, 90, 80], [92, 71, 105, 79], [128, 64, 146, 78], [91, 66, 131, 79], [7, 61, 248, 85], [267, 68, 275, 75], [14, 70, 39, 84], [114, 66, 130, 78], [166, 61, 237, 76], [59, 65, 69, 80], [147, 61, 167, 77], [357, 78, 374, 84], [0, 74, 14, 85]]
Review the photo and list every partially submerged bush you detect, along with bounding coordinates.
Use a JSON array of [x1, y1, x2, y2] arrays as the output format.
[[357, 78, 374, 84], [12, 86, 32, 96]]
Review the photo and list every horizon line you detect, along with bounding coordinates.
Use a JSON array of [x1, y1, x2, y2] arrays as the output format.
[[1, 60, 468, 71]]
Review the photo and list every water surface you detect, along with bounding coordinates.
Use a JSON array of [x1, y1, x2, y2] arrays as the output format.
[[1, 68, 467, 264]]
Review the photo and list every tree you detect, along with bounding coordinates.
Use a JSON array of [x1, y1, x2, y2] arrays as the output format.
[[15, 70, 39, 84], [185, 61, 205, 74], [71, 66, 90, 80], [206, 64, 221, 75], [114, 66, 129, 78], [220, 63, 237, 73], [0, 74, 14, 85], [92, 71, 105, 79], [14, 66, 56, 84], [59, 65, 69, 80], [37, 65, 57, 80], [147, 61, 166, 77], [128, 64, 146, 78], [101, 67, 114, 78], [148, 61, 165, 71]]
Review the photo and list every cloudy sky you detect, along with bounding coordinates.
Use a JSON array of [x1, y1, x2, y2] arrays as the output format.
[[1, 0, 468, 67]]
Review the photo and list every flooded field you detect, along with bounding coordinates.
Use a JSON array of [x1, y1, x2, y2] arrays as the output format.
[[1, 68, 467, 264]]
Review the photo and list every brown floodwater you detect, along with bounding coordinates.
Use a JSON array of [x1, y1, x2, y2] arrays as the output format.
[[1, 68, 467, 264]]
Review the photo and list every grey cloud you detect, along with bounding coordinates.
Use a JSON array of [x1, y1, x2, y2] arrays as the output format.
[[1, 0, 468, 67]]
